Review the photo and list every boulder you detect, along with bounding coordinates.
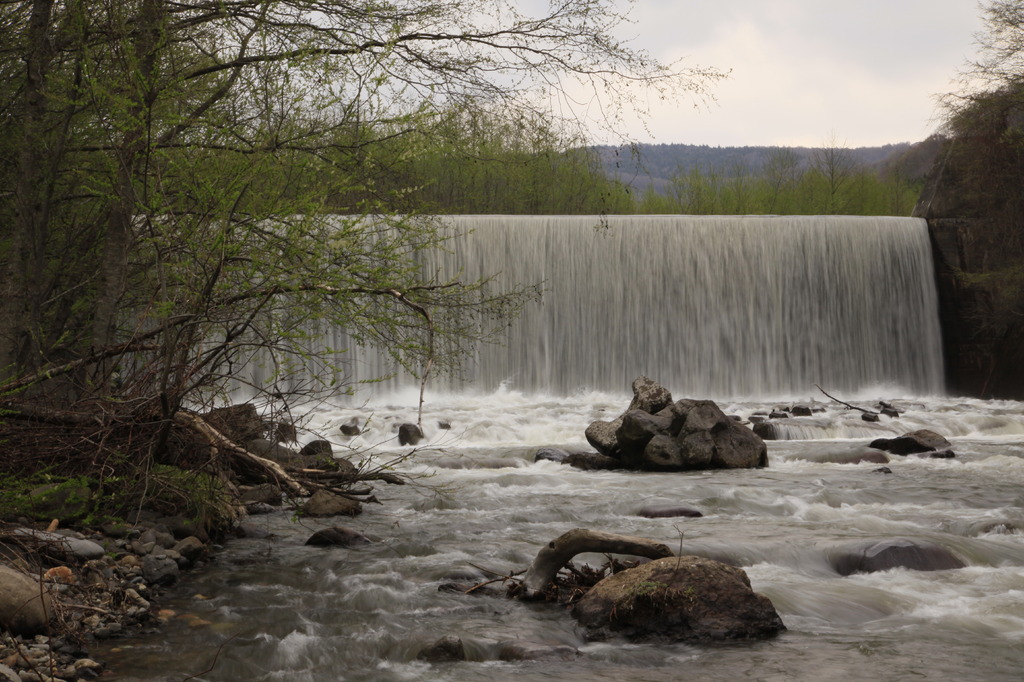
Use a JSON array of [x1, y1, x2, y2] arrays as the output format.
[[585, 376, 672, 457], [0, 565, 52, 637], [305, 527, 372, 547], [398, 423, 423, 446], [301, 490, 362, 517], [584, 418, 622, 457], [571, 556, 785, 642], [869, 429, 951, 455], [625, 375, 674, 414], [300, 439, 334, 458], [791, 405, 813, 416], [829, 538, 965, 575], [205, 404, 264, 442]]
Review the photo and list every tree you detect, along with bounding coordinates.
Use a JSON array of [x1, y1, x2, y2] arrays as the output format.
[[0, 1, 723, 513], [930, 0, 1024, 396], [809, 133, 858, 214]]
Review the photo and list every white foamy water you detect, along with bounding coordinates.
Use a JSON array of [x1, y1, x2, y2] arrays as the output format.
[[99, 390, 1024, 682]]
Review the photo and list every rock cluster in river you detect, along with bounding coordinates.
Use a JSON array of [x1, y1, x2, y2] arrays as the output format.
[[583, 377, 768, 471]]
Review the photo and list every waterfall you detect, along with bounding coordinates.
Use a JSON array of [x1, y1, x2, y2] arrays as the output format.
[[317, 215, 946, 399]]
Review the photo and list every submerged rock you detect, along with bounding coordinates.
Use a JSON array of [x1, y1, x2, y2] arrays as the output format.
[[534, 447, 571, 463], [566, 452, 623, 471], [417, 635, 466, 662], [829, 538, 965, 575], [497, 640, 579, 662], [571, 556, 785, 642], [636, 504, 703, 519]]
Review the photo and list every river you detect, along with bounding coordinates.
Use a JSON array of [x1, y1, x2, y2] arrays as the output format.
[[99, 387, 1024, 681]]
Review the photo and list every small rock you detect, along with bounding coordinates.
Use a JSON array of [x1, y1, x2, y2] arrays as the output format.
[[339, 418, 361, 436], [437, 420, 451, 430], [861, 413, 880, 422], [769, 410, 789, 419], [791, 405, 813, 416]]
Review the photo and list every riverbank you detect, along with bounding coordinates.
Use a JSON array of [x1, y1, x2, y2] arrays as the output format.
[[0, 510, 232, 681]]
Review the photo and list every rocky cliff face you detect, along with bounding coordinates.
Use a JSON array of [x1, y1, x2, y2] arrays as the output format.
[[915, 139, 1024, 399]]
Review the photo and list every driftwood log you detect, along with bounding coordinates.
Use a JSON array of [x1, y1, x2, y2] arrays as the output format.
[[520, 528, 674, 600]]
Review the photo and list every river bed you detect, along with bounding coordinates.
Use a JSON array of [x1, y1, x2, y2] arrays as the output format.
[[98, 389, 1024, 681]]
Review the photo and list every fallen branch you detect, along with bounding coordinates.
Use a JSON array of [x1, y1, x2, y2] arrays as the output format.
[[814, 384, 879, 416], [519, 528, 673, 600], [173, 411, 308, 496]]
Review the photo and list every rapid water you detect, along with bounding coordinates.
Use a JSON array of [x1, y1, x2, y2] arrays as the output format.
[[323, 215, 944, 397], [99, 390, 1024, 682], [97, 216, 1019, 680]]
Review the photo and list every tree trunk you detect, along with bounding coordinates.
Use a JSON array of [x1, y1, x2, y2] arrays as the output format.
[[0, 0, 57, 379]]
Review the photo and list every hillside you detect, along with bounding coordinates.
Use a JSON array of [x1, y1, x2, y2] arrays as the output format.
[[593, 141, 939, 195]]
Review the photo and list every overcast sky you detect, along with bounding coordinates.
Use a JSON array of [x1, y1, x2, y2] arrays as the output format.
[[594, 0, 986, 147]]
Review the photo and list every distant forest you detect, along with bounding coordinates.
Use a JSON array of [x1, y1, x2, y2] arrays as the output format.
[[592, 141, 942, 196], [583, 139, 945, 216]]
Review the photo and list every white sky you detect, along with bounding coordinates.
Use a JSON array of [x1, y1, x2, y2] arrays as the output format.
[[591, 0, 985, 147]]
